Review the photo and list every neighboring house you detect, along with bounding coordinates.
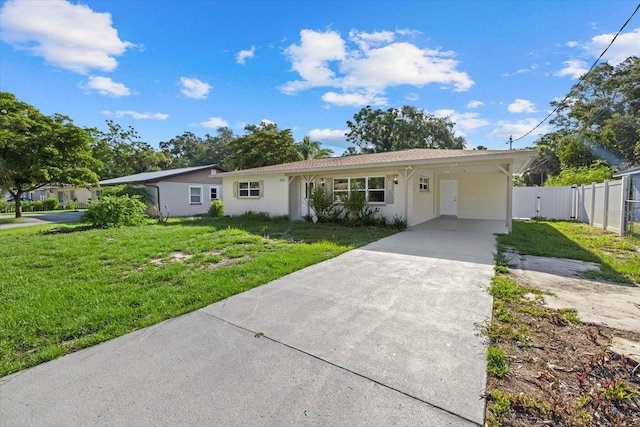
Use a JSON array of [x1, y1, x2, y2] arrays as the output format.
[[21, 185, 92, 207], [221, 149, 537, 232], [614, 166, 640, 228], [99, 165, 226, 217]]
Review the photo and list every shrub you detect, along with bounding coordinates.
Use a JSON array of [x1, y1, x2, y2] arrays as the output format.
[[66, 200, 77, 210], [391, 215, 408, 231], [43, 198, 59, 211], [208, 199, 224, 217], [342, 190, 367, 223], [0, 200, 9, 213], [102, 185, 152, 204], [308, 186, 335, 223], [81, 195, 148, 228], [31, 200, 44, 211]]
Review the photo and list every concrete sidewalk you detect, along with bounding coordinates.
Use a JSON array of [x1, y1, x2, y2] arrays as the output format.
[[0, 218, 501, 426]]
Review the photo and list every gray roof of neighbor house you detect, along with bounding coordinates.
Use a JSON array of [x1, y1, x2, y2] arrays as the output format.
[[221, 148, 538, 176], [100, 165, 226, 185], [613, 166, 640, 178]]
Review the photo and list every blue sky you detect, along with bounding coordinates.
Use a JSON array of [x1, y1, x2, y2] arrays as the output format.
[[1, 0, 639, 155]]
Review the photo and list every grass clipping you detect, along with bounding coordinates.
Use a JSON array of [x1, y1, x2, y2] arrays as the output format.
[[482, 273, 640, 426]]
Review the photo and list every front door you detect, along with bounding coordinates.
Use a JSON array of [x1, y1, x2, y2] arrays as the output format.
[[440, 179, 458, 216], [301, 181, 314, 218]]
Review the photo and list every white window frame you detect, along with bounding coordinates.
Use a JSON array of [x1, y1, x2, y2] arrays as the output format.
[[419, 176, 430, 192], [238, 181, 260, 198], [209, 186, 220, 200], [333, 176, 386, 204], [189, 186, 203, 205]]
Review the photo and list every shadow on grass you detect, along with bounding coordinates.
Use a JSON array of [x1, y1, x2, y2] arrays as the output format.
[[497, 220, 629, 283]]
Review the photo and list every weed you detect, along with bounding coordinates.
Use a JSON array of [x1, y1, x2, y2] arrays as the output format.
[[488, 389, 512, 416], [558, 308, 581, 324], [487, 345, 509, 378], [602, 380, 637, 401], [494, 301, 516, 323]]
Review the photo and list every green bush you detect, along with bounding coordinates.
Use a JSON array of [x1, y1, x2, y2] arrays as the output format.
[[0, 200, 9, 213], [208, 199, 224, 217], [342, 190, 367, 222], [43, 198, 59, 211], [31, 200, 44, 211], [390, 215, 408, 231], [81, 195, 148, 228], [21, 201, 34, 212], [102, 185, 152, 204], [308, 186, 335, 223], [66, 200, 77, 210]]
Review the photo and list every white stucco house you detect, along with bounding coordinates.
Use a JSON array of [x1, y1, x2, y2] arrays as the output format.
[[220, 149, 537, 232], [99, 165, 226, 217]]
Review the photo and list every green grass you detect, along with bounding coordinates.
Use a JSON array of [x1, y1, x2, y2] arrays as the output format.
[[498, 220, 640, 284], [487, 345, 509, 378], [0, 216, 396, 377]]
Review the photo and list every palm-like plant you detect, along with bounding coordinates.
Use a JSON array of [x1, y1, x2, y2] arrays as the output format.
[[296, 136, 333, 160]]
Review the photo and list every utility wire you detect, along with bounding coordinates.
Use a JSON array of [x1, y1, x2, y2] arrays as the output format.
[[510, 2, 640, 145]]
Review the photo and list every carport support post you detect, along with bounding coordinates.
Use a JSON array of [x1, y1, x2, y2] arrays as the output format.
[[507, 167, 513, 232]]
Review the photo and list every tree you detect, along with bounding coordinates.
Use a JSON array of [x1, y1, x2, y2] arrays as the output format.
[[200, 127, 234, 167], [345, 105, 466, 154], [159, 131, 205, 169], [295, 136, 333, 160], [225, 122, 297, 170], [550, 56, 640, 168], [90, 120, 169, 179], [0, 92, 99, 218]]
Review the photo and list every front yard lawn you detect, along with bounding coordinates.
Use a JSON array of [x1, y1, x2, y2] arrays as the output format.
[[0, 216, 396, 377]]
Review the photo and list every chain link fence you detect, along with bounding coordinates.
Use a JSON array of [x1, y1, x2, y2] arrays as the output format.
[[625, 200, 640, 236]]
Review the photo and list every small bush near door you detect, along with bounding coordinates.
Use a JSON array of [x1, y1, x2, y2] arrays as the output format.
[[43, 198, 59, 211], [209, 200, 224, 217]]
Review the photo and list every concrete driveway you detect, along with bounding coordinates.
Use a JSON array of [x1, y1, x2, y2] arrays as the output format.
[[0, 211, 83, 229], [0, 218, 503, 426]]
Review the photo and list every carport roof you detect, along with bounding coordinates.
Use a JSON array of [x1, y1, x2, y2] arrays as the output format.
[[221, 148, 537, 176]]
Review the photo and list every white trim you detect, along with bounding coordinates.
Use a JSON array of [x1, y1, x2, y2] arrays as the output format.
[[189, 185, 203, 205], [209, 185, 220, 200]]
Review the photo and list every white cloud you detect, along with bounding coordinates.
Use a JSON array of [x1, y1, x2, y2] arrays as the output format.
[[281, 28, 473, 106], [308, 128, 348, 140], [348, 29, 395, 51], [554, 60, 589, 79], [321, 91, 387, 107], [584, 28, 640, 65], [179, 77, 212, 99], [261, 119, 276, 125], [405, 93, 419, 101], [199, 117, 228, 128], [0, 0, 133, 74], [102, 110, 168, 120], [236, 45, 255, 64], [487, 118, 550, 139], [79, 76, 130, 97], [466, 100, 484, 109], [432, 109, 489, 132], [508, 99, 537, 114], [566, 41, 579, 48]]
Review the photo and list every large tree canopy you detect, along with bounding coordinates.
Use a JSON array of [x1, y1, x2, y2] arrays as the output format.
[[549, 56, 639, 169], [295, 136, 333, 160], [346, 105, 466, 154], [225, 122, 297, 170], [0, 92, 99, 217], [90, 120, 170, 180]]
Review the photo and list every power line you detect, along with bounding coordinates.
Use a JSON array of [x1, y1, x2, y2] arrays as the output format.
[[510, 2, 640, 145]]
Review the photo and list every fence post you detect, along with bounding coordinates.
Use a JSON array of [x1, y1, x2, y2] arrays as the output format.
[[620, 175, 629, 235], [579, 184, 585, 222], [590, 182, 596, 225], [603, 180, 609, 231]]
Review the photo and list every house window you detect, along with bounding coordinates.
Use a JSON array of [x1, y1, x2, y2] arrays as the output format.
[[238, 181, 260, 198], [70, 190, 76, 200], [210, 186, 219, 200], [333, 176, 386, 203], [419, 176, 430, 192], [189, 186, 203, 204]]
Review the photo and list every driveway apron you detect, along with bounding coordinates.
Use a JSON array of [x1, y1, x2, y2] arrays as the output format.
[[0, 218, 501, 426]]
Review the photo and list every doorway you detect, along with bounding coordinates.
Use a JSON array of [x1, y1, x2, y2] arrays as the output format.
[[440, 179, 458, 216]]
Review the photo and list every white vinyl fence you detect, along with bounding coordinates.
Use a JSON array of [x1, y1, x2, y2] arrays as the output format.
[[513, 176, 629, 235]]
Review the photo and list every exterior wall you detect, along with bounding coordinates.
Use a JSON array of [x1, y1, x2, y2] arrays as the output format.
[[436, 171, 507, 220], [410, 168, 436, 225], [223, 174, 290, 217], [155, 180, 222, 217], [50, 187, 92, 207]]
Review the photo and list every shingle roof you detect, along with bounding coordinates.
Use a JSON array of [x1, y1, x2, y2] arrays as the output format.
[[100, 164, 225, 185], [221, 148, 537, 176]]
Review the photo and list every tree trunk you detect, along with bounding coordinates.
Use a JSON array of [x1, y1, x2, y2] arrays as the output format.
[[13, 192, 22, 218]]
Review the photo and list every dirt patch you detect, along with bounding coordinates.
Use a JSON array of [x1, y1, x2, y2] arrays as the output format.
[[486, 253, 640, 426], [150, 251, 193, 266], [505, 251, 640, 335]]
